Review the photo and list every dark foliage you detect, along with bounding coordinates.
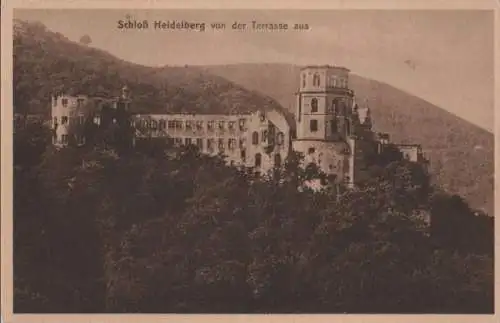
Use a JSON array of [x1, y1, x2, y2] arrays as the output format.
[[13, 121, 493, 314]]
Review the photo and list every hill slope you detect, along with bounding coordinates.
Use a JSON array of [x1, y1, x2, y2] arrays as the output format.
[[202, 64, 494, 215], [13, 20, 289, 120]]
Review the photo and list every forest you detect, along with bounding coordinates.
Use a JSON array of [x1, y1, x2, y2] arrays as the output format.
[[13, 118, 493, 313]]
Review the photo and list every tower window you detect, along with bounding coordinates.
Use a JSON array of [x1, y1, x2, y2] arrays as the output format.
[[333, 100, 339, 114], [252, 131, 259, 145], [313, 73, 320, 87], [310, 119, 318, 132], [311, 98, 318, 113], [331, 120, 337, 134], [255, 153, 262, 167], [274, 154, 282, 168], [262, 130, 268, 142], [276, 132, 284, 145]]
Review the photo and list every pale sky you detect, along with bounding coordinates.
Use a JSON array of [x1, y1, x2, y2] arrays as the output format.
[[14, 9, 494, 132]]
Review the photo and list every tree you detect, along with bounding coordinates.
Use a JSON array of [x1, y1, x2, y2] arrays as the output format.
[[79, 34, 92, 46]]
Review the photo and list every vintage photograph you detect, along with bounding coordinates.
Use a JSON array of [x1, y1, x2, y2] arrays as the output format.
[[11, 8, 494, 314]]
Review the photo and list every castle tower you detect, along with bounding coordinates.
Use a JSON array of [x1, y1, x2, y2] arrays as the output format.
[[292, 65, 357, 186]]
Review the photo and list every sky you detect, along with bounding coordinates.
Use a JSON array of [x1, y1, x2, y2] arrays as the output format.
[[14, 9, 494, 132]]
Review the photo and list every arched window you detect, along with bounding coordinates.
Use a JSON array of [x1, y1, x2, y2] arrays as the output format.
[[274, 154, 282, 168], [311, 98, 318, 113], [255, 153, 262, 167], [302, 74, 306, 88], [313, 73, 320, 86], [252, 131, 259, 145], [276, 132, 284, 145]]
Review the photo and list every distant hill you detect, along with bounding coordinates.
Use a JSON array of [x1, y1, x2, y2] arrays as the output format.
[[202, 64, 494, 215], [13, 20, 291, 122], [13, 20, 493, 215]]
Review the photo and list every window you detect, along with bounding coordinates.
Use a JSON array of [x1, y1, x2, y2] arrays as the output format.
[[77, 135, 85, 145], [168, 120, 175, 129], [53, 117, 58, 125], [218, 121, 225, 130], [62, 116, 68, 125], [207, 121, 215, 131], [241, 149, 246, 161], [262, 130, 268, 142], [346, 121, 351, 136], [196, 121, 203, 130], [159, 119, 166, 129], [175, 120, 183, 129], [313, 73, 320, 86], [196, 138, 203, 149], [151, 120, 157, 129], [259, 112, 266, 122], [302, 74, 306, 88], [228, 121, 235, 131], [207, 139, 215, 151], [77, 98, 84, 108], [310, 119, 318, 132], [185, 121, 193, 130], [239, 138, 246, 149], [228, 138, 236, 150], [62, 98, 68, 107], [78, 115, 85, 125], [311, 98, 318, 113], [174, 138, 183, 146], [308, 147, 315, 154], [331, 120, 337, 134], [255, 153, 262, 167], [218, 138, 224, 150], [274, 154, 282, 168], [185, 138, 192, 145], [239, 119, 246, 131], [277, 132, 284, 145], [333, 100, 339, 114], [94, 116, 101, 125], [252, 131, 259, 145], [61, 134, 69, 145]]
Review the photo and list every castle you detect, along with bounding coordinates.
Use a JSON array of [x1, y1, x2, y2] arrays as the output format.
[[50, 65, 427, 186]]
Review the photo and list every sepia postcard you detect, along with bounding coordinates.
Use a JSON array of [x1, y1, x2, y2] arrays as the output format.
[[1, 0, 498, 322]]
